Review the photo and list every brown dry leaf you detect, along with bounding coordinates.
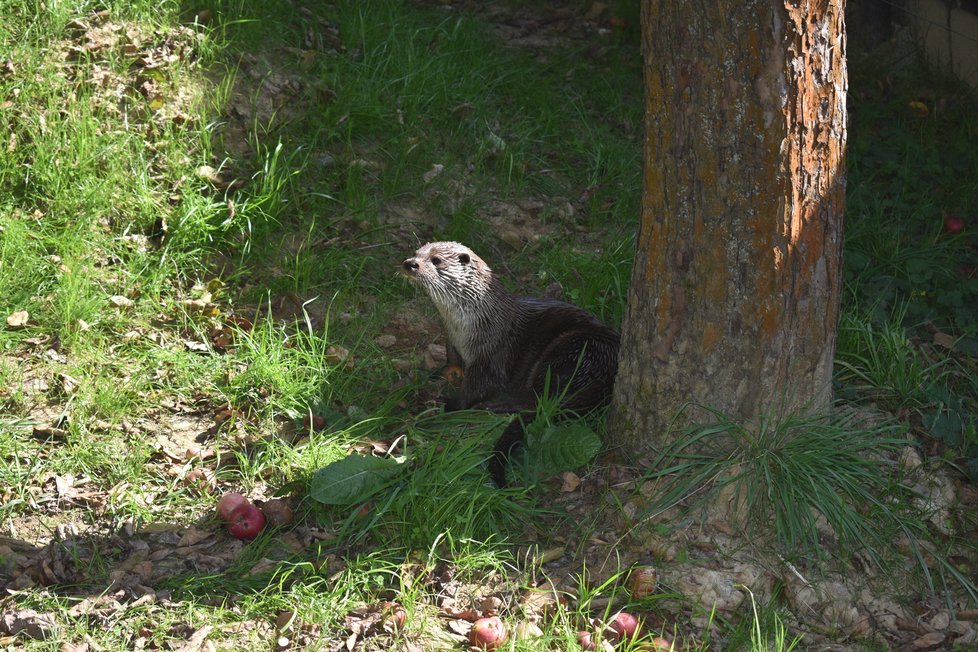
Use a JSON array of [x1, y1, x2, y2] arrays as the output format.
[[560, 471, 582, 492], [442, 607, 481, 622], [446, 617, 471, 637], [515, 621, 544, 640], [183, 467, 217, 494], [422, 163, 444, 183], [933, 331, 956, 349], [351, 439, 396, 456], [59, 372, 80, 395], [910, 631, 946, 649], [907, 100, 929, 118], [195, 165, 226, 186], [519, 581, 567, 618], [0, 608, 59, 640], [477, 596, 502, 614], [183, 339, 209, 353], [182, 298, 210, 313], [66, 594, 124, 618], [109, 295, 133, 308], [6, 310, 29, 328], [53, 473, 77, 499], [325, 345, 353, 369], [172, 625, 212, 652], [178, 526, 213, 547]]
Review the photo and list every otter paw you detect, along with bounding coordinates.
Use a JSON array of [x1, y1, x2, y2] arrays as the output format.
[[444, 395, 465, 412]]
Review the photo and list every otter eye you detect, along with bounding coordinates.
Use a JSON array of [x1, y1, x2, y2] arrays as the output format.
[[458, 253, 470, 265], [431, 256, 442, 266]]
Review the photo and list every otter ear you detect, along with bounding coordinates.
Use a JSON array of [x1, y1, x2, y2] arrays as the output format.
[[458, 253, 470, 265]]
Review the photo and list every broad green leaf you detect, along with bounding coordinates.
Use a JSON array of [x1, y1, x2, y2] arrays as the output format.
[[310, 454, 404, 505], [526, 421, 601, 478], [922, 409, 963, 446]]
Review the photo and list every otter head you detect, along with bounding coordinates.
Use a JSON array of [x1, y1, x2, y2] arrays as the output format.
[[401, 242, 493, 315]]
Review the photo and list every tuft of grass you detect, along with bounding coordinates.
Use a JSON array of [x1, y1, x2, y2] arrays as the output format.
[[835, 303, 953, 411], [836, 302, 977, 472], [641, 405, 976, 602]]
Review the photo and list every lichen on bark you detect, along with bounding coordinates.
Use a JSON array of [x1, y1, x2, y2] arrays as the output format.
[[610, 0, 847, 452]]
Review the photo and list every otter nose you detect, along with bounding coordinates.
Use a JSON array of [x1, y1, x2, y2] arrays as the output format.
[[402, 258, 419, 272]]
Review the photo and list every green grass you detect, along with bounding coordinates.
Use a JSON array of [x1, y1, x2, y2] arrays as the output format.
[[840, 44, 978, 475], [640, 408, 941, 573], [1, 0, 977, 650]]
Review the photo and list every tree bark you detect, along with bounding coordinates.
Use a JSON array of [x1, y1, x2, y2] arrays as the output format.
[[610, 0, 847, 450]]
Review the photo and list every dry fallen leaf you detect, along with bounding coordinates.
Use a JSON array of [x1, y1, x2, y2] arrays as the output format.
[[59, 372, 80, 395], [907, 100, 929, 118], [422, 163, 444, 183], [0, 608, 59, 640], [172, 625, 212, 652], [325, 345, 354, 370], [178, 525, 213, 547], [6, 310, 29, 328], [560, 471, 582, 493]]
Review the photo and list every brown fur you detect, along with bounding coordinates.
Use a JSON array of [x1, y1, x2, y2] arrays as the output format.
[[401, 241, 619, 485]]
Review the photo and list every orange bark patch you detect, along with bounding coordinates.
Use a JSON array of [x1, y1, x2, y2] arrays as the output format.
[[702, 322, 722, 352]]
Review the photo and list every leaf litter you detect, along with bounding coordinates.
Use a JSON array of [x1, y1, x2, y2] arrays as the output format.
[[2, 2, 977, 651]]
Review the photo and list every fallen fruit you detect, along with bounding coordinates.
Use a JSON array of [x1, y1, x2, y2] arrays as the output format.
[[382, 602, 406, 630], [302, 414, 327, 431], [628, 566, 658, 599], [216, 492, 249, 521], [607, 611, 640, 642], [227, 502, 266, 540], [468, 616, 507, 650], [577, 630, 597, 650], [645, 636, 674, 651], [944, 215, 966, 234]]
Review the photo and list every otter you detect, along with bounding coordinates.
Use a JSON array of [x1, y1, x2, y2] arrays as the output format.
[[401, 241, 619, 486]]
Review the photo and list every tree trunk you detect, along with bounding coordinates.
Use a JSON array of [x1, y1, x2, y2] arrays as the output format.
[[610, 0, 847, 450]]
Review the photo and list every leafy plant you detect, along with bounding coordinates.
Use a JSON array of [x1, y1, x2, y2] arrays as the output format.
[[310, 454, 404, 505]]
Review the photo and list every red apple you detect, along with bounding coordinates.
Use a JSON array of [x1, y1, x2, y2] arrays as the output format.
[[644, 636, 674, 651], [216, 492, 249, 521], [607, 611, 641, 642], [468, 616, 507, 650], [577, 630, 597, 650], [628, 566, 658, 599], [302, 414, 327, 431], [382, 602, 406, 631], [226, 502, 266, 540], [944, 215, 966, 234]]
